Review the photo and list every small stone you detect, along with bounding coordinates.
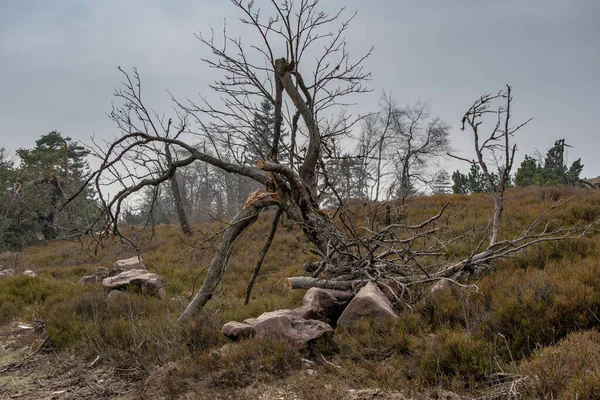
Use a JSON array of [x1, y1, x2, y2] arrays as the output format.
[[209, 343, 235, 358], [430, 279, 452, 294]]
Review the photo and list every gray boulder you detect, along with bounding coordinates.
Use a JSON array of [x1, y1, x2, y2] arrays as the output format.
[[337, 282, 398, 326], [222, 309, 333, 346], [113, 256, 145, 271], [102, 269, 166, 298], [252, 314, 333, 347], [222, 321, 255, 340], [22, 270, 37, 278], [0, 268, 15, 278], [301, 287, 354, 325], [79, 267, 110, 285]]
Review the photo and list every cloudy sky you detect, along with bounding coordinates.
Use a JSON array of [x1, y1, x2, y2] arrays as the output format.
[[1, 0, 598, 178]]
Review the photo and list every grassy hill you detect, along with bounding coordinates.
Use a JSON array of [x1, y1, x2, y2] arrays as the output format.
[[1, 186, 600, 399]]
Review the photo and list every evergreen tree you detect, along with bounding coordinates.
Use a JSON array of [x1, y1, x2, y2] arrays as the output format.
[[3, 131, 98, 245], [452, 164, 498, 194], [243, 100, 286, 165], [515, 139, 583, 187], [515, 155, 540, 186]]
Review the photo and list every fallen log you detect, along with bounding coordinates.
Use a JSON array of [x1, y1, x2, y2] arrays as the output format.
[[286, 277, 358, 291]]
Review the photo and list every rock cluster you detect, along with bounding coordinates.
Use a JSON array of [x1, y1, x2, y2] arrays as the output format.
[[78, 256, 166, 298], [0, 268, 14, 278], [0, 269, 37, 278], [221, 282, 401, 348]]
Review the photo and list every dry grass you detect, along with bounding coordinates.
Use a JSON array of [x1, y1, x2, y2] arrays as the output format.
[[1, 186, 600, 398]]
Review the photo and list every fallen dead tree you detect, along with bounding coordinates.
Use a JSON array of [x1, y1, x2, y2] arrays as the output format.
[[66, 1, 598, 323]]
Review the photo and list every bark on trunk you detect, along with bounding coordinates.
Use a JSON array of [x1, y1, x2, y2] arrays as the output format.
[[170, 171, 191, 235], [245, 208, 282, 304], [165, 145, 191, 235]]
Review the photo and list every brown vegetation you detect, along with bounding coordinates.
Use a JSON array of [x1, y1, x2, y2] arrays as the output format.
[[1, 186, 600, 398]]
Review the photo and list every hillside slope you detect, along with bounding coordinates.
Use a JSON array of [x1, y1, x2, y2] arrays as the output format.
[[1, 186, 600, 399]]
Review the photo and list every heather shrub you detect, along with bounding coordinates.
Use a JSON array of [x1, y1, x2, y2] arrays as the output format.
[[210, 337, 302, 388], [520, 330, 600, 399], [416, 328, 492, 390]]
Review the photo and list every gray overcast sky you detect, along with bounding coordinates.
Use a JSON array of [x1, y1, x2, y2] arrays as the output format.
[[1, 0, 599, 177]]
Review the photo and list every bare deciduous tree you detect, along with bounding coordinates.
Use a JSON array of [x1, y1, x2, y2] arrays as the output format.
[[357, 94, 450, 201]]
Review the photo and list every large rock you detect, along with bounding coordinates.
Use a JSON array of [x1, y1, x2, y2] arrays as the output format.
[[243, 309, 294, 326], [222, 321, 255, 340], [337, 282, 398, 326], [301, 287, 354, 325], [287, 305, 323, 321], [430, 279, 452, 294], [376, 279, 402, 302], [79, 267, 110, 285], [102, 269, 166, 298], [222, 309, 333, 346], [113, 256, 145, 271], [352, 279, 402, 302], [251, 314, 333, 347]]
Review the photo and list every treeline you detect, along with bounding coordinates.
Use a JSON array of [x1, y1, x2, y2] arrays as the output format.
[[0, 118, 588, 248], [120, 96, 453, 227], [451, 139, 584, 194]]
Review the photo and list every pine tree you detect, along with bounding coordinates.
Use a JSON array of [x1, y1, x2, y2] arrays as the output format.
[[515, 139, 583, 187], [13, 131, 97, 242], [243, 100, 285, 165]]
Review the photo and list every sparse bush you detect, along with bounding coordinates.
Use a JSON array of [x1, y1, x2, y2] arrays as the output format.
[[0, 274, 73, 324]]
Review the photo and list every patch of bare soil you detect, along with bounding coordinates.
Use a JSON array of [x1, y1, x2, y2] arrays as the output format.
[[0, 323, 134, 399]]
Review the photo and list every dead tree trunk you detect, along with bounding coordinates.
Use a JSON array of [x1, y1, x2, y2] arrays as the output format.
[[169, 171, 191, 235], [179, 197, 278, 322]]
